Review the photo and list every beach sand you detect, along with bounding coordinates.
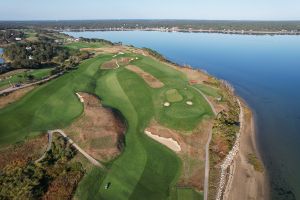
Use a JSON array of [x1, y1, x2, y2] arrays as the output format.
[[223, 100, 270, 200]]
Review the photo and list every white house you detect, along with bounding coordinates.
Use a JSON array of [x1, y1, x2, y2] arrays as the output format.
[[15, 38, 22, 41]]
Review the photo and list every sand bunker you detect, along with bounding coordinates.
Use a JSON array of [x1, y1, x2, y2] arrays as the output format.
[[76, 93, 84, 103], [126, 65, 164, 88], [186, 101, 193, 105], [164, 102, 171, 107], [144, 130, 181, 152]]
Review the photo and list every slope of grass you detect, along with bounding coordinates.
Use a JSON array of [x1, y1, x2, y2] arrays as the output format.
[[0, 56, 111, 145], [194, 84, 221, 98]]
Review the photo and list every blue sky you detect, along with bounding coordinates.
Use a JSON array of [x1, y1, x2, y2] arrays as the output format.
[[1, 0, 300, 20]]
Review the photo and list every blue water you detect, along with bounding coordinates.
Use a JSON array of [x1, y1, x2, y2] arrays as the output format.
[[66, 31, 300, 200], [0, 48, 3, 63]]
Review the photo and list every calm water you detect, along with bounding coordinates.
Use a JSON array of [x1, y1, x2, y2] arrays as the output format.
[[66, 31, 300, 200], [0, 48, 3, 63]]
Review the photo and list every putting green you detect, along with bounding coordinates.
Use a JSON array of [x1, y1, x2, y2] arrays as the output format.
[[166, 89, 183, 102]]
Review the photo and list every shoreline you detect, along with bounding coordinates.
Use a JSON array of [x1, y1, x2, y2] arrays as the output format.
[[60, 28, 300, 36], [0, 35, 270, 198], [224, 98, 269, 200], [137, 46, 270, 199]]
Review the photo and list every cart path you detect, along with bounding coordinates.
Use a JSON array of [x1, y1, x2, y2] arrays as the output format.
[[190, 85, 217, 200], [35, 129, 104, 168]]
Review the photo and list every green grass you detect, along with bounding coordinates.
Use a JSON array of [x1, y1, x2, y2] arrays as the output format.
[[165, 89, 183, 102], [0, 56, 112, 145], [0, 68, 52, 89], [0, 51, 214, 200], [175, 188, 203, 200], [194, 84, 222, 98], [24, 31, 39, 41], [65, 42, 105, 50], [75, 167, 105, 200], [247, 153, 264, 172], [130, 56, 214, 131]]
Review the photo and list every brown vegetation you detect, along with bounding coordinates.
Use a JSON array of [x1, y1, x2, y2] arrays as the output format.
[[42, 170, 83, 200], [0, 134, 47, 170], [64, 93, 125, 162], [101, 59, 118, 69], [146, 120, 212, 190], [0, 86, 35, 109], [126, 65, 164, 88], [101, 57, 132, 69]]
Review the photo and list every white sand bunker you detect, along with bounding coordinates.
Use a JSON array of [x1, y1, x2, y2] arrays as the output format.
[[144, 130, 181, 152], [76, 93, 84, 103], [164, 102, 170, 107], [112, 52, 125, 58], [186, 101, 193, 105]]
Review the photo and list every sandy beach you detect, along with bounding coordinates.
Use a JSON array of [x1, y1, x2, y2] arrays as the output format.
[[223, 100, 270, 200]]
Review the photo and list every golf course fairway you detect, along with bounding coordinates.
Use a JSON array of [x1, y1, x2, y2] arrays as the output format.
[[0, 49, 214, 199]]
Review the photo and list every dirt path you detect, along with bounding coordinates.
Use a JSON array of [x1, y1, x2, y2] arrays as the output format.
[[36, 130, 104, 168], [190, 85, 217, 200]]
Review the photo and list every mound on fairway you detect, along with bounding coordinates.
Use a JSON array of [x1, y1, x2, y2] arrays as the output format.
[[126, 65, 164, 88], [166, 89, 183, 103]]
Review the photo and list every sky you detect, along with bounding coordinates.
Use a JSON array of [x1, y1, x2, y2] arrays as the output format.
[[0, 0, 300, 21]]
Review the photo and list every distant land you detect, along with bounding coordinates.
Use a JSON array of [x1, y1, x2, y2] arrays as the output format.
[[1, 20, 300, 35]]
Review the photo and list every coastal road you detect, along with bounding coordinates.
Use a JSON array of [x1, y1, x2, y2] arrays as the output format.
[[36, 129, 104, 168], [190, 85, 217, 200]]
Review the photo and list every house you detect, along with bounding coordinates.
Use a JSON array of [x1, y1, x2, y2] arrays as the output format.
[[15, 37, 22, 41], [29, 56, 33, 60], [26, 47, 32, 50]]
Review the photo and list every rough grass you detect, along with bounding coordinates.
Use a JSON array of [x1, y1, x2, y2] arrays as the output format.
[[247, 153, 264, 172]]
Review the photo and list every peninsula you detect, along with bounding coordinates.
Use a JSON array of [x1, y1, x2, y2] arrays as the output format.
[[0, 29, 268, 200]]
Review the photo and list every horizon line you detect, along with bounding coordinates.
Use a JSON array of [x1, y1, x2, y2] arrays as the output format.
[[1, 19, 300, 22]]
